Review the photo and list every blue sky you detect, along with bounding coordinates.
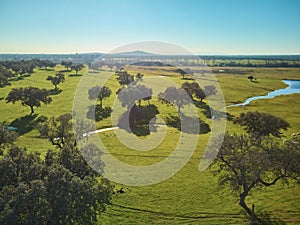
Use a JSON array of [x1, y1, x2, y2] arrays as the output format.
[[0, 0, 299, 54]]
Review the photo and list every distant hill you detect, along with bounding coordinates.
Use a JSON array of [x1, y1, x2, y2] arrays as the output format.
[[112, 50, 157, 57]]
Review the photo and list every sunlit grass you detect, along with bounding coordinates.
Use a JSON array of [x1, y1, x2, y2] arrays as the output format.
[[0, 66, 299, 224]]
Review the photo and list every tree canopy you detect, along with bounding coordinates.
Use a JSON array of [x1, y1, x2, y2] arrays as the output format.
[[37, 113, 73, 149], [176, 68, 188, 79], [214, 112, 298, 223], [0, 124, 18, 154], [6, 87, 52, 115], [61, 61, 73, 71], [0, 145, 113, 225], [88, 85, 112, 109], [46, 72, 65, 89], [70, 64, 84, 75], [117, 84, 152, 108], [158, 86, 191, 113], [233, 111, 290, 138], [0, 66, 13, 88], [214, 133, 300, 221], [116, 71, 134, 86]]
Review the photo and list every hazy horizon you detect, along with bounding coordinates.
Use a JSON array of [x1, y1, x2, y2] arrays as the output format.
[[0, 51, 300, 56]]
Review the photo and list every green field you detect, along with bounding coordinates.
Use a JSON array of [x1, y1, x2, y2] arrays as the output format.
[[0, 65, 299, 224]]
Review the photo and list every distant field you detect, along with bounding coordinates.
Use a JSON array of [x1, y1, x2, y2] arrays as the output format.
[[0, 65, 299, 224]]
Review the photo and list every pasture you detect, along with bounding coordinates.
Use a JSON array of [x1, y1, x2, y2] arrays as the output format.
[[0, 65, 299, 224]]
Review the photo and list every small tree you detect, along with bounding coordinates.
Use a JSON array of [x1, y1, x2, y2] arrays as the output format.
[[248, 75, 254, 82], [46, 72, 65, 89], [118, 84, 152, 108], [181, 82, 206, 101], [88, 86, 112, 109], [71, 64, 84, 75], [116, 71, 134, 86], [177, 68, 188, 79], [6, 87, 52, 115], [37, 113, 73, 149], [135, 72, 144, 81], [204, 85, 217, 97], [158, 87, 190, 114], [61, 61, 73, 71]]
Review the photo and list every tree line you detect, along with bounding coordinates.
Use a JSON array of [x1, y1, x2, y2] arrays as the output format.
[[0, 59, 84, 88]]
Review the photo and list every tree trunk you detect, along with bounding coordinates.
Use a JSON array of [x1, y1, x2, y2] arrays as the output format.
[[177, 105, 181, 114], [239, 192, 258, 222], [30, 105, 34, 115]]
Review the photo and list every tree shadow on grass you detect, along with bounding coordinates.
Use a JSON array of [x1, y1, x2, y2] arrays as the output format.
[[0, 83, 11, 88], [117, 104, 159, 136], [194, 100, 234, 121], [9, 76, 24, 82], [39, 68, 55, 71], [9, 114, 48, 135], [59, 69, 71, 72], [180, 77, 194, 80], [166, 114, 210, 134], [241, 210, 286, 225], [87, 105, 112, 122], [49, 89, 63, 95], [255, 211, 286, 225], [68, 74, 83, 77]]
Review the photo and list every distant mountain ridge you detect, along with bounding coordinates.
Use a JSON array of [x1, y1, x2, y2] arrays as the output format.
[[112, 50, 157, 56]]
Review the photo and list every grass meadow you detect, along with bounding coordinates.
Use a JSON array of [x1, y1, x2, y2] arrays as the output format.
[[0, 65, 299, 224]]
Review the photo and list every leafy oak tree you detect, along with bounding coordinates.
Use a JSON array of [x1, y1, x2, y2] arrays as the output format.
[[0, 66, 13, 87], [158, 86, 191, 114], [181, 82, 205, 101], [181, 82, 217, 102], [233, 111, 290, 139], [70, 63, 84, 75], [88, 86, 112, 109], [214, 112, 298, 223], [46, 72, 65, 89], [6, 87, 52, 115], [117, 84, 152, 108], [116, 71, 134, 86], [37, 113, 73, 149], [214, 133, 300, 222], [0, 145, 113, 225], [176, 68, 188, 79], [61, 61, 73, 71]]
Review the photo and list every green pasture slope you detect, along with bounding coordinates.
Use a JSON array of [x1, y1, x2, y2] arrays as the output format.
[[0, 66, 299, 224]]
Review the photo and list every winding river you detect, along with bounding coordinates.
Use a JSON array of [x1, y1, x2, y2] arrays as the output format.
[[229, 80, 300, 107]]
